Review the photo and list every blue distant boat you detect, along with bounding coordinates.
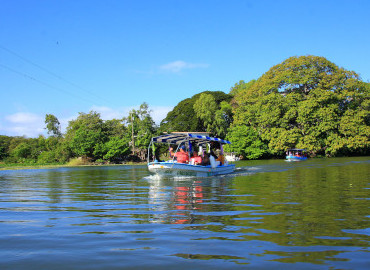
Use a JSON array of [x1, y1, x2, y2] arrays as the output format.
[[286, 149, 308, 161]]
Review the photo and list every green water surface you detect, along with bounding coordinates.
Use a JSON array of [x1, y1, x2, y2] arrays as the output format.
[[0, 157, 369, 269]]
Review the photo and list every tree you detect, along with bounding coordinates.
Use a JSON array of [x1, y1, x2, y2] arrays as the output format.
[[11, 142, 32, 160], [102, 137, 130, 161], [0, 135, 11, 160], [124, 103, 157, 160], [38, 136, 70, 164], [233, 55, 369, 157], [160, 97, 202, 132], [214, 101, 233, 138], [45, 114, 62, 137], [193, 93, 218, 133], [65, 111, 106, 160], [229, 80, 256, 96], [160, 91, 232, 135], [103, 119, 126, 138], [225, 125, 268, 159], [193, 94, 233, 138]]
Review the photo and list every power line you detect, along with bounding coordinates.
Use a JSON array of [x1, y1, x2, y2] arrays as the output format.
[[0, 44, 117, 107], [0, 63, 103, 106]]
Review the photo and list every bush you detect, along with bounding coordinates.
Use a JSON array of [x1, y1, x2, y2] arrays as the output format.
[[67, 157, 90, 166], [37, 151, 58, 164]]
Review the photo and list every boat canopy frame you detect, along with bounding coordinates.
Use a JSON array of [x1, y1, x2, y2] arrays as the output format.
[[151, 132, 231, 145]]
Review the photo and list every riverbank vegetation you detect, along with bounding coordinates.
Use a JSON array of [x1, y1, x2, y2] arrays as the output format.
[[1, 55, 369, 165]]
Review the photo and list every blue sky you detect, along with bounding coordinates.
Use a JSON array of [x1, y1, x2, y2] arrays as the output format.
[[1, 0, 369, 137]]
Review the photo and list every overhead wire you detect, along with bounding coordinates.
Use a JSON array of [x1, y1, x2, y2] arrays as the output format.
[[0, 63, 102, 105], [0, 44, 117, 107]]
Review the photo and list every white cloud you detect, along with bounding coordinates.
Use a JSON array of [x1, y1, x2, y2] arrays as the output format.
[[2, 112, 45, 137], [159, 60, 209, 73], [5, 112, 41, 124]]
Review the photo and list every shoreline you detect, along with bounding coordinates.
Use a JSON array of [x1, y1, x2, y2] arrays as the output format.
[[0, 162, 147, 171], [1, 156, 368, 171]]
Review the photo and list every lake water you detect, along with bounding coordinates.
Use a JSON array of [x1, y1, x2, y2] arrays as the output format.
[[0, 157, 369, 269]]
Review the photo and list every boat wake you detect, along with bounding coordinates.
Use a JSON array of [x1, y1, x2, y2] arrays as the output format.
[[144, 162, 300, 180], [225, 166, 259, 177], [143, 165, 256, 181], [143, 174, 196, 181]]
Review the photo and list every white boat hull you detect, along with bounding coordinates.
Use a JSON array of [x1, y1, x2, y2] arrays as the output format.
[[148, 161, 235, 177]]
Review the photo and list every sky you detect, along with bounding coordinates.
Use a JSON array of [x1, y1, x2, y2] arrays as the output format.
[[1, 0, 369, 137]]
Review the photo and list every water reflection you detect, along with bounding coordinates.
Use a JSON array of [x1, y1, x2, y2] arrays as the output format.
[[148, 178, 205, 224], [172, 184, 203, 224]]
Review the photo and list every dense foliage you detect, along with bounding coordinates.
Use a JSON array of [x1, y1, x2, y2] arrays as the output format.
[[0, 134, 70, 165], [1, 56, 368, 165], [229, 55, 369, 158], [160, 91, 232, 136], [0, 103, 157, 165]]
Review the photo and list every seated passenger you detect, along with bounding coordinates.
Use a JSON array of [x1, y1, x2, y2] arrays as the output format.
[[209, 149, 221, 168], [209, 153, 220, 168], [190, 151, 202, 165], [201, 153, 210, 166], [169, 147, 175, 158], [216, 149, 225, 165], [174, 145, 189, 164]]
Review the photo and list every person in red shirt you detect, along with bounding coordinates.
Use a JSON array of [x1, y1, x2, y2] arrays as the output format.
[[191, 151, 202, 165], [170, 146, 189, 163]]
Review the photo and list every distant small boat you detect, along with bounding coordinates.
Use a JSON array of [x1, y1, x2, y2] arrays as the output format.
[[225, 153, 240, 162], [286, 149, 307, 161], [147, 132, 235, 177]]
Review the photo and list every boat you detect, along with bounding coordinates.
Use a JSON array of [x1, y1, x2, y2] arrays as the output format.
[[225, 153, 240, 162], [147, 132, 235, 177], [286, 149, 307, 161]]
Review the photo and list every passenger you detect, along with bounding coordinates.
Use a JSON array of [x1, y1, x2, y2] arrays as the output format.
[[174, 145, 189, 164], [209, 150, 220, 168], [169, 147, 176, 158], [209, 149, 216, 158], [216, 149, 225, 165], [201, 153, 210, 166], [191, 151, 202, 165]]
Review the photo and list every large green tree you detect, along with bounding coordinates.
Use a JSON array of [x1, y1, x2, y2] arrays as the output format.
[[193, 93, 218, 133], [193, 93, 233, 138], [160, 91, 232, 135], [232, 55, 369, 157]]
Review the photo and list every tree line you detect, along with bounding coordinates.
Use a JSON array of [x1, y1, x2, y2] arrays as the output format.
[[0, 103, 155, 165], [0, 55, 369, 165]]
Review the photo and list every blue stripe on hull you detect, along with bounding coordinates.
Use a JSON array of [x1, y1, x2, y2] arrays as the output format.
[[286, 156, 307, 161]]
